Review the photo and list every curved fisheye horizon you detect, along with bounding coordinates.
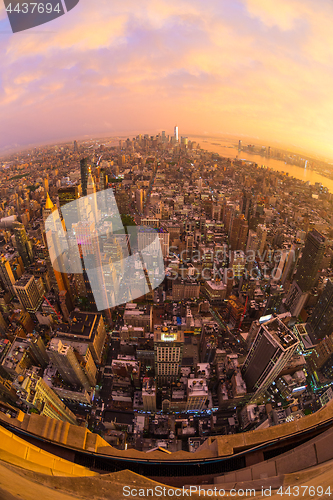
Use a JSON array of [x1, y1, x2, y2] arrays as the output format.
[[1, 0, 333, 159], [2, 130, 333, 163], [2, 1, 333, 498]]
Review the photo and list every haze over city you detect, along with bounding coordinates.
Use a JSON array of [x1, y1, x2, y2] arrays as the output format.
[[2, 1, 333, 498], [1, 0, 333, 159]]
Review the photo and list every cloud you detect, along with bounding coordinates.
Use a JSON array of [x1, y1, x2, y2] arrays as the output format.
[[0, 0, 333, 158]]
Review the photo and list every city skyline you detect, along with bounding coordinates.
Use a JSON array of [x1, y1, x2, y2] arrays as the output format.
[[1, 1, 333, 159], [2, 0, 333, 493], [0, 130, 333, 492]]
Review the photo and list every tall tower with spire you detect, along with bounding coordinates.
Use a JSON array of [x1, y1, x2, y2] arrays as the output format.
[[42, 193, 74, 307], [174, 125, 179, 143], [43, 193, 56, 223], [87, 167, 96, 195]]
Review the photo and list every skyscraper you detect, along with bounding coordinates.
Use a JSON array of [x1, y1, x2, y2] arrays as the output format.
[[43, 176, 49, 193], [0, 312, 7, 335], [242, 316, 299, 402], [43, 193, 56, 223], [142, 377, 156, 411], [285, 230, 326, 315], [306, 279, 333, 343], [136, 189, 144, 213], [12, 222, 34, 268], [47, 339, 93, 391], [186, 379, 208, 411], [55, 312, 107, 365], [281, 241, 302, 285], [307, 334, 333, 381], [256, 224, 267, 256], [80, 158, 89, 197], [74, 140, 78, 152], [264, 284, 284, 315], [14, 275, 44, 314], [154, 327, 184, 386], [0, 255, 16, 295], [87, 167, 96, 195], [174, 126, 179, 143], [15, 370, 77, 425], [99, 168, 107, 191], [72, 220, 108, 311], [294, 230, 326, 292], [58, 186, 79, 207], [58, 186, 80, 232], [229, 214, 248, 252]]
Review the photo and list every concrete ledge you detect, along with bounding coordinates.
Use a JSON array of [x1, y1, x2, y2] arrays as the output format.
[[2, 399, 333, 463], [0, 425, 97, 477]]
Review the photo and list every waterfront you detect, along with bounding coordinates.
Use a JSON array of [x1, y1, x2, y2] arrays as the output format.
[[190, 135, 333, 194]]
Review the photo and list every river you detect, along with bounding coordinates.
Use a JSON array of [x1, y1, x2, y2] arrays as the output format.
[[189, 135, 333, 193]]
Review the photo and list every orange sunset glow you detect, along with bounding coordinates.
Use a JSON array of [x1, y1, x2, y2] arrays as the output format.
[[0, 0, 333, 159]]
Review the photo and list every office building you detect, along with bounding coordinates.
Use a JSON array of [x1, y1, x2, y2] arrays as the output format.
[[242, 316, 299, 401], [58, 186, 79, 207], [294, 229, 326, 292], [72, 220, 108, 311], [200, 324, 218, 363], [42, 193, 56, 223], [306, 279, 333, 343], [12, 222, 34, 268], [86, 167, 96, 195], [174, 126, 179, 142], [256, 224, 267, 256], [80, 158, 89, 197], [186, 378, 208, 411], [15, 370, 77, 425], [1, 336, 48, 378], [307, 334, 333, 381], [202, 280, 227, 304], [172, 280, 200, 300], [142, 377, 156, 411], [0, 312, 7, 335], [58, 186, 80, 232], [264, 284, 284, 315], [37, 238, 69, 297], [0, 255, 16, 295], [285, 230, 326, 315], [281, 241, 302, 285], [99, 168, 107, 191], [246, 229, 258, 255], [123, 304, 152, 331], [225, 295, 244, 328], [55, 312, 107, 364], [47, 339, 93, 391], [136, 189, 144, 213], [138, 226, 169, 258], [154, 327, 184, 385], [14, 275, 44, 314], [229, 214, 248, 252]]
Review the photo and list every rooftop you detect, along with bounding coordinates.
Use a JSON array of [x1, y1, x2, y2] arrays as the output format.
[[263, 317, 299, 349], [56, 312, 100, 340]]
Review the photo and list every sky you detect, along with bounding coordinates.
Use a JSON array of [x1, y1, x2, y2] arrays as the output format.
[[0, 0, 333, 159]]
